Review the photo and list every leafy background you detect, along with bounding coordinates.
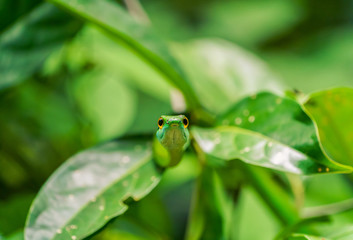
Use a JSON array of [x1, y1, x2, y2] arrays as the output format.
[[1, 0, 353, 239]]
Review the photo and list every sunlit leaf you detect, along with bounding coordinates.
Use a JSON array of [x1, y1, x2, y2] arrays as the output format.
[[49, 0, 200, 109], [218, 92, 351, 174], [0, 3, 81, 90], [192, 126, 350, 175], [25, 138, 162, 240], [172, 39, 284, 114], [302, 88, 353, 166]]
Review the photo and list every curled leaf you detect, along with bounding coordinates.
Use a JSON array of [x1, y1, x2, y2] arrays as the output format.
[[217, 92, 351, 174], [302, 88, 353, 166]]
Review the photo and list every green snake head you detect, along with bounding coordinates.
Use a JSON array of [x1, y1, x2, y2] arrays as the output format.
[[155, 115, 190, 167]]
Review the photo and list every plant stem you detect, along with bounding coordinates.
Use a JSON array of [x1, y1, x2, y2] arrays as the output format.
[[242, 164, 299, 225]]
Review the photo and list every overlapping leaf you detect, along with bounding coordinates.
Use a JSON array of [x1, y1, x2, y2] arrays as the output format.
[[0, 3, 81, 89], [25, 138, 162, 240], [302, 88, 353, 166], [214, 92, 351, 174]]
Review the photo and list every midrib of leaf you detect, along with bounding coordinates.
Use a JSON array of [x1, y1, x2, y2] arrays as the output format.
[[47, 152, 157, 240], [194, 126, 352, 173], [48, 0, 201, 110]]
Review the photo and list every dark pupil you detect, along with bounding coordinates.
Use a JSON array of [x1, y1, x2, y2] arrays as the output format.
[[158, 119, 164, 126], [183, 118, 188, 126]]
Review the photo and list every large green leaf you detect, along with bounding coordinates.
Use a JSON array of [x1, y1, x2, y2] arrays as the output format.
[[218, 92, 350, 174], [0, 3, 81, 90], [25, 138, 162, 240], [302, 88, 353, 166], [171, 39, 284, 114], [192, 126, 350, 175], [49, 0, 200, 110]]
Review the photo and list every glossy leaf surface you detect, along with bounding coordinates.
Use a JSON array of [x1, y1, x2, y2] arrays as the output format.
[[303, 88, 353, 166], [192, 126, 350, 175], [0, 3, 81, 89], [25, 138, 162, 240], [218, 92, 351, 173], [49, 0, 200, 109]]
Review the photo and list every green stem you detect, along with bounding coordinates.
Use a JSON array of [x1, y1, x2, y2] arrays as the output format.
[[242, 164, 299, 225]]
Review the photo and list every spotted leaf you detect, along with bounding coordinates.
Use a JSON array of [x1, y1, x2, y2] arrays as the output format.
[[192, 126, 350, 175], [217, 92, 351, 174], [302, 88, 353, 166], [25, 138, 162, 240]]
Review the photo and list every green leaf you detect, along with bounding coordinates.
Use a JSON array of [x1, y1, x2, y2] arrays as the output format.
[[290, 226, 353, 240], [49, 0, 200, 110], [0, 193, 34, 236], [218, 92, 351, 174], [289, 233, 327, 240], [186, 167, 231, 240], [0, 3, 81, 90], [0, 0, 41, 32], [171, 39, 284, 114], [73, 69, 138, 141], [25, 138, 162, 240], [302, 88, 353, 166], [4, 231, 24, 240], [328, 225, 353, 240], [192, 126, 350, 175], [200, 0, 302, 47]]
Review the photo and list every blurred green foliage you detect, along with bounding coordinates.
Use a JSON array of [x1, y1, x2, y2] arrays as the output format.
[[1, 0, 353, 239]]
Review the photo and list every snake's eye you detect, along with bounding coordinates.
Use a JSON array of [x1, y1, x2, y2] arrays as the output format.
[[182, 116, 189, 128], [158, 117, 164, 129]]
